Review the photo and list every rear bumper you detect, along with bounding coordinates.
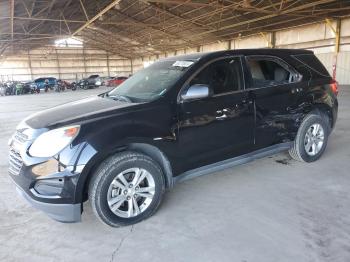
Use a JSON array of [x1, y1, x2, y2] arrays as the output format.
[[16, 186, 81, 223]]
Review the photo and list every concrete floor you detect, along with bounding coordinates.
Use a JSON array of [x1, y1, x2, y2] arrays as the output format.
[[0, 87, 350, 262]]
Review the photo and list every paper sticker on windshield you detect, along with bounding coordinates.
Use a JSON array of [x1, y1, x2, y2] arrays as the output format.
[[172, 61, 193, 68]]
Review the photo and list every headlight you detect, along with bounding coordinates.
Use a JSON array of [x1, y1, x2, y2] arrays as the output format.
[[95, 81, 101, 85], [29, 125, 80, 157]]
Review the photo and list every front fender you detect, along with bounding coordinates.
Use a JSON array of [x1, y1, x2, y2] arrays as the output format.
[[71, 112, 177, 203]]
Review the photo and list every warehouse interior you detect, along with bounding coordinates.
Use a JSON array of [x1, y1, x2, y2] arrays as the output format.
[[1, 1, 350, 262], [1, 0, 350, 83]]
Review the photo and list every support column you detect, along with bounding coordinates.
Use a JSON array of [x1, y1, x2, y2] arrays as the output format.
[[82, 47, 87, 78], [27, 50, 33, 80], [271, 31, 276, 48], [107, 52, 111, 77], [130, 58, 133, 75], [325, 18, 341, 79], [259, 32, 273, 48], [55, 49, 61, 79], [334, 19, 341, 80], [335, 19, 341, 54]]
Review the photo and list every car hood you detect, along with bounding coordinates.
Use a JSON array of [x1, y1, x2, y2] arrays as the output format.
[[24, 96, 139, 129]]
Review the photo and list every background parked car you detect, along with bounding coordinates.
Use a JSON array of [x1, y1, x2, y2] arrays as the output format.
[[87, 74, 102, 87], [23, 81, 38, 94], [34, 77, 57, 91], [106, 76, 128, 87], [78, 75, 102, 89], [100, 76, 112, 86]]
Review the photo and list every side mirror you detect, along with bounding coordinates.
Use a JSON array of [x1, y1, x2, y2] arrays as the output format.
[[181, 84, 210, 101]]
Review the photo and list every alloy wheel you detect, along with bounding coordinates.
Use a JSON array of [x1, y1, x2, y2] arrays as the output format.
[[304, 123, 325, 156], [107, 168, 155, 218]]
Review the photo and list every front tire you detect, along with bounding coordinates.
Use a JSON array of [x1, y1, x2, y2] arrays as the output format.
[[289, 113, 330, 162], [89, 152, 165, 227]]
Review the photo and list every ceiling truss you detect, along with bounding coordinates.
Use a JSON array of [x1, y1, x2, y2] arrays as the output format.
[[0, 0, 349, 58]]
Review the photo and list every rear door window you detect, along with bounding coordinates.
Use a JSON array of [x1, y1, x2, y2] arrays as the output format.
[[246, 56, 300, 88]]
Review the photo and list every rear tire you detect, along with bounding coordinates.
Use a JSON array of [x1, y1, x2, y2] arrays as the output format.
[[89, 152, 165, 227], [289, 113, 330, 162]]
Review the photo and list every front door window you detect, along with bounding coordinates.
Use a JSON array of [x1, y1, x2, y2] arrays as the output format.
[[188, 57, 244, 95]]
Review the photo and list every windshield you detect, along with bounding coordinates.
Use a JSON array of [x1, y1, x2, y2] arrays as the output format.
[[108, 59, 194, 102]]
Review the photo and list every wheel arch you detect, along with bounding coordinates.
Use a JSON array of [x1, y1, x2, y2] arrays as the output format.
[[309, 103, 334, 129], [127, 143, 174, 189], [79, 143, 174, 203]]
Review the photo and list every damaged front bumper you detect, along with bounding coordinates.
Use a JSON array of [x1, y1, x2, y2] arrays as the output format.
[[9, 160, 83, 223], [8, 126, 86, 223]]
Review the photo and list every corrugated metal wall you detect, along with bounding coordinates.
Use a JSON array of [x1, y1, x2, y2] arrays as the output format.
[[1, 18, 350, 84], [336, 52, 350, 84], [315, 53, 334, 74], [0, 47, 132, 82]]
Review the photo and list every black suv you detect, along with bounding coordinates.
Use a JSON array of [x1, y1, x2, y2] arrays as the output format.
[[79, 74, 102, 89], [8, 49, 338, 227]]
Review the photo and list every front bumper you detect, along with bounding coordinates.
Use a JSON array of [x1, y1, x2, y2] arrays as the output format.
[[8, 125, 87, 223], [9, 165, 83, 223], [16, 186, 81, 223]]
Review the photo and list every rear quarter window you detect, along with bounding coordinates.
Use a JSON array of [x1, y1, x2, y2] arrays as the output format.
[[292, 54, 330, 77]]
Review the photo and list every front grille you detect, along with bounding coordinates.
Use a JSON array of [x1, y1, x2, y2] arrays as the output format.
[[9, 148, 23, 176], [13, 130, 28, 144]]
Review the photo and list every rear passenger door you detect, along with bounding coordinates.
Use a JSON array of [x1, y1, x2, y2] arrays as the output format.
[[244, 55, 304, 149]]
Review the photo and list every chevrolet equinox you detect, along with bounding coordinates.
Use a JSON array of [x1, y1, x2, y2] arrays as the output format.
[[9, 49, 338, 227]]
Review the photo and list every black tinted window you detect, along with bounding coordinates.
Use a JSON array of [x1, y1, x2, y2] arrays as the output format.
[[247, 57, 293, 88], [293, 54, 330, 77], [190, 57, 243, 95]]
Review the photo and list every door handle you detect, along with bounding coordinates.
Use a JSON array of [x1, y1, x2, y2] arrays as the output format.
[[216, 110, 228, 120], [291, 87, 303, 94], [242, 99, 253, 105], [216, 114, 227, 120]]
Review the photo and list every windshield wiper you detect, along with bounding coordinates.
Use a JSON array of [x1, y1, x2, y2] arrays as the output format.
[[106, 94, 133, 103]]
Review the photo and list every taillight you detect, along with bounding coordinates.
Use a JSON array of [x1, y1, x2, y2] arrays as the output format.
[[331, 81, 338, 96]]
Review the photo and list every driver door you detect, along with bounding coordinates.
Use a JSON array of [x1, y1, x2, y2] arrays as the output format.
[[176, 56, 255, 172]]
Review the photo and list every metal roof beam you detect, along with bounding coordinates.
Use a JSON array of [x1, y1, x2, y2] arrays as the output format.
[[106, 9, 198, 47], [72, 0, 122, 36], [79, 0, 89, 21], [189, 0, 338, 39], [141, 0, 216, 31], [0, 16, 85, 23]]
